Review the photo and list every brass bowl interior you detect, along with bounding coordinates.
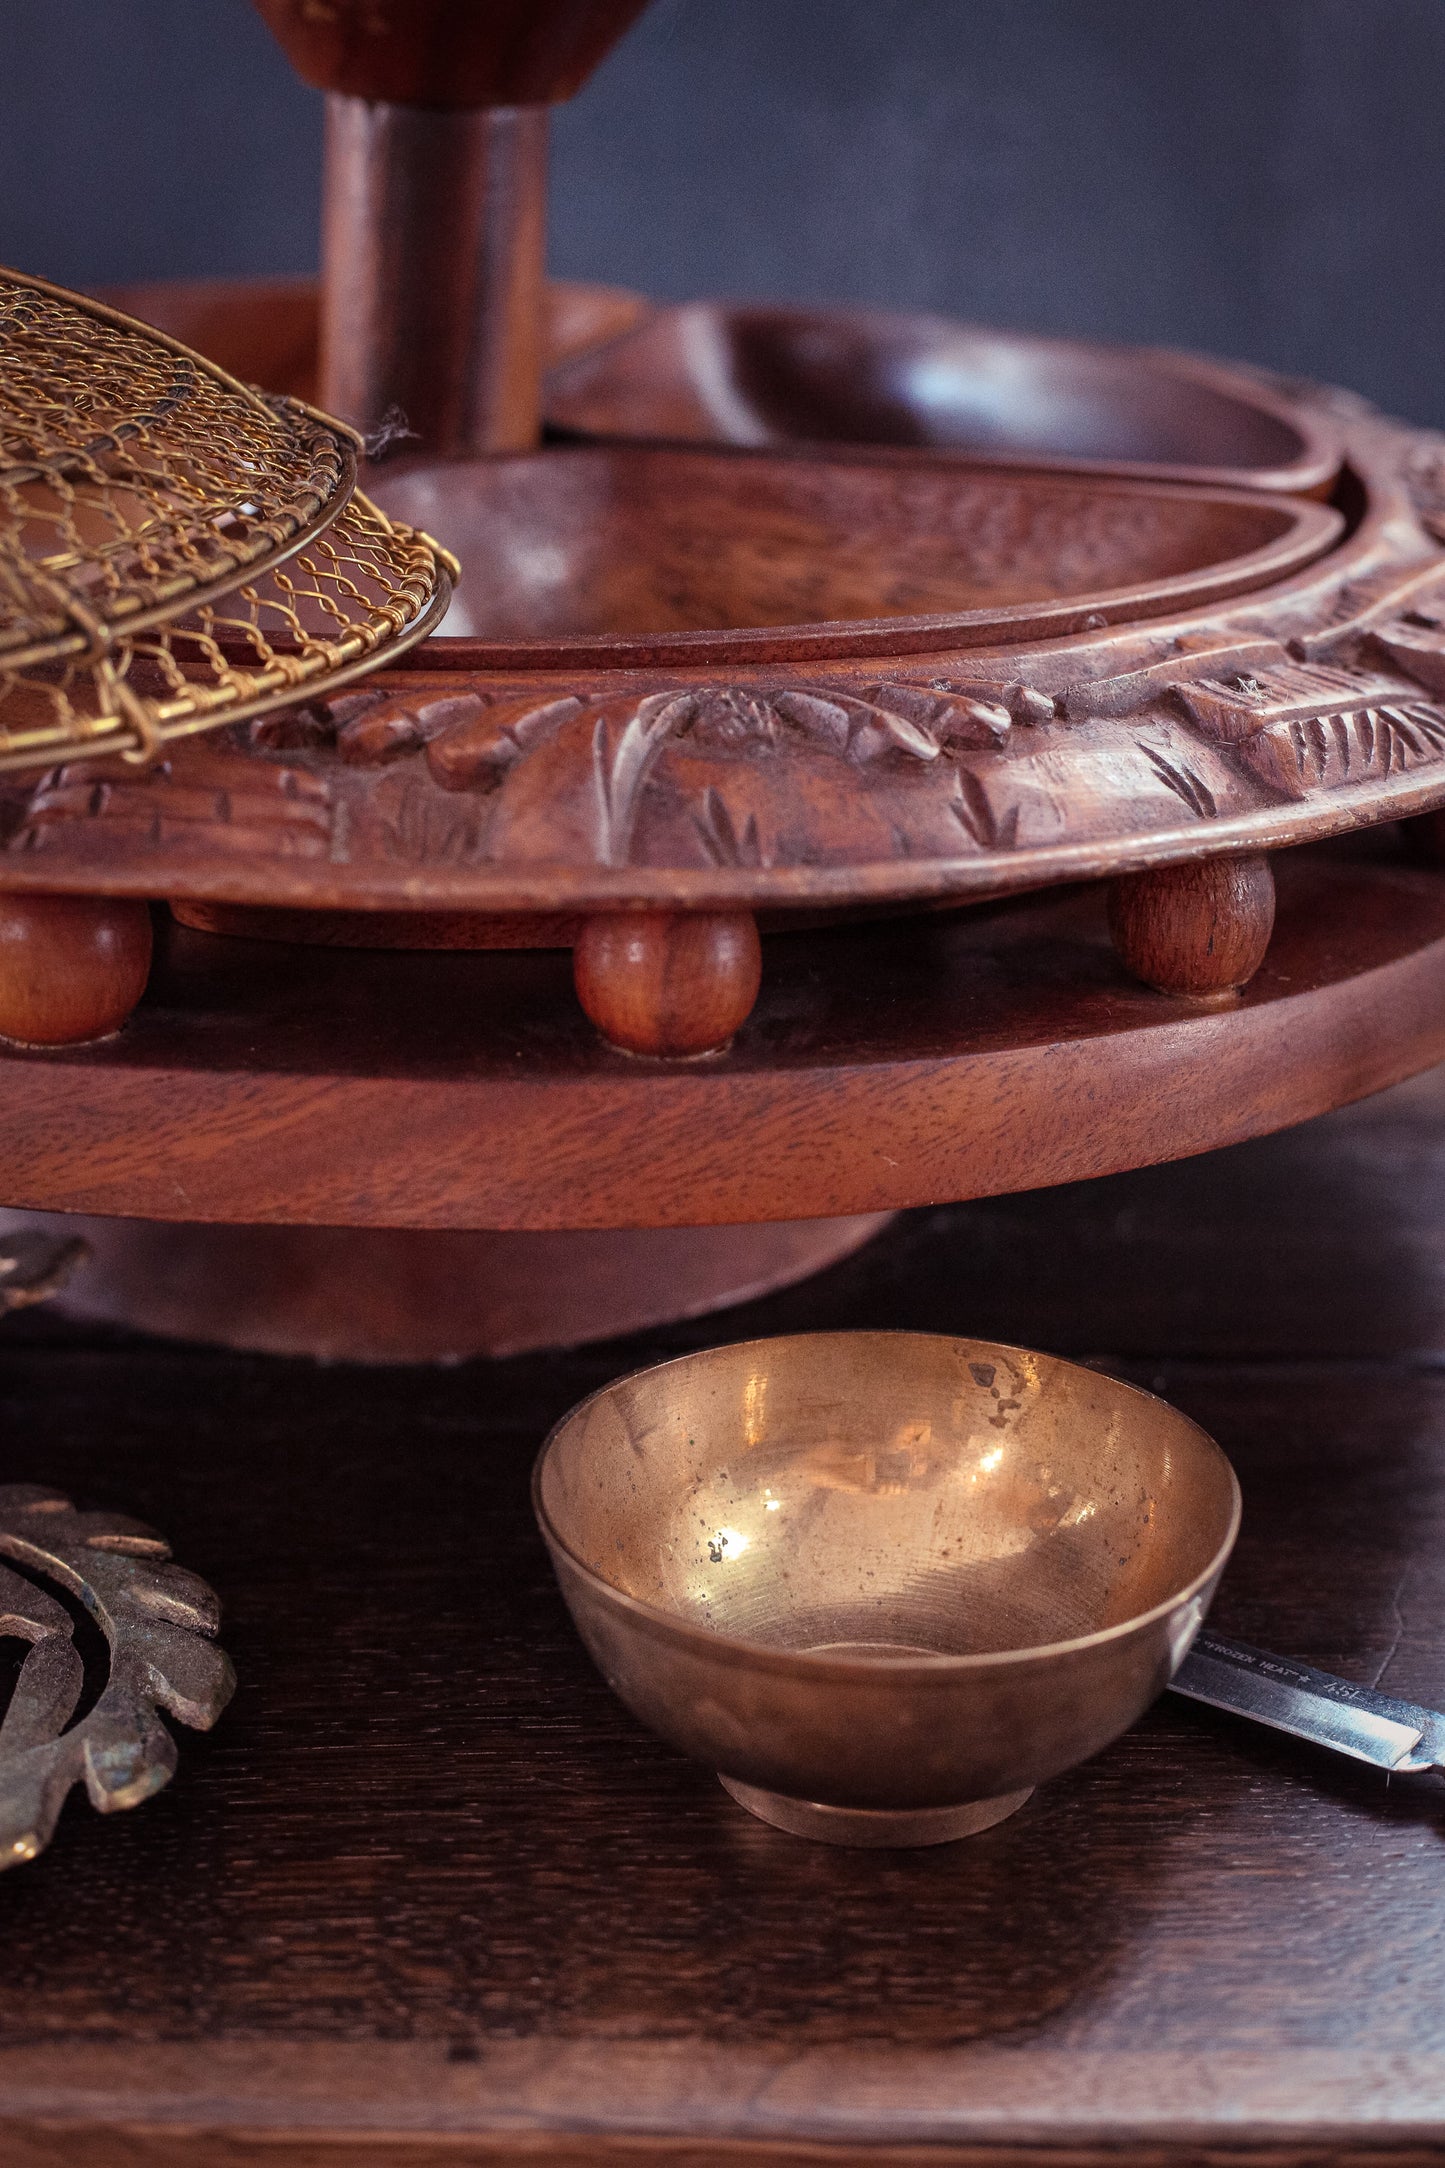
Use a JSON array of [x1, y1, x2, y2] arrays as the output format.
[[536, 1333, 1239, 1662], [372, 444, 1338, 659]]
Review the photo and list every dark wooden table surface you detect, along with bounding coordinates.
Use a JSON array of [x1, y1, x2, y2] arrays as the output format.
[[5, 1066, 1445, 2164]]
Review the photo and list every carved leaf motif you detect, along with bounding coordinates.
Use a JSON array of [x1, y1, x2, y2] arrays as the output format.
[[883, 680, 1018, 741], [870, 683, 1015, 750], [693, 785, 762, 868], [1368, 608, 1445, 699], [592, 692, 696, 866], [1143, 747, 1218, 819], [426, 694, 583, 792], [688, 687, 781, 747], [1057, 640, 1286, 722], [1008, 684, 1057, 726], [1167, 657, 1445, 796], [684, 682, 1005, 762], [768, 690, 850, 752], [1240, 701, 1445, 798], [336, 689, 485, 768], [842, 696, 939, 762], [948, 767, 1021, 851], [772, 685, 946, 762], [1175, 660, 1390, 743]]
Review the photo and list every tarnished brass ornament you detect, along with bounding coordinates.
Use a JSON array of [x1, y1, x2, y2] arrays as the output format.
[[0, 1226, 88, 1313], [0, 1483, 235, 1868]]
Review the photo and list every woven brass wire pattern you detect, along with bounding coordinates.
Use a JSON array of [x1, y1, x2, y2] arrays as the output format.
[[0, 490, 456, 773], [1, 268, 360, 667], [0, 268, 457, 773]]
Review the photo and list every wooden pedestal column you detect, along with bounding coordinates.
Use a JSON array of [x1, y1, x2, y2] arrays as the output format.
[[1108, 853, 1276, 996], [321, 97, 548, 456], [252, 0, 653, 458]]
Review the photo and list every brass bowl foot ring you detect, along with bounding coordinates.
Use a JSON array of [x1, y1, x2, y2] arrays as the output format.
[[718, 1776, 1033, 1847]]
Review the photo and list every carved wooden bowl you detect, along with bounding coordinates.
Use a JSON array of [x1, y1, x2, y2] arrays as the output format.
[[545, 302, 1343, 497], [4, 284, 1445, 1074]]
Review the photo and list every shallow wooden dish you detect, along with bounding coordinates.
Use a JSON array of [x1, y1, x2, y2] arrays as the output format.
[[374, 443, 1339, 659]]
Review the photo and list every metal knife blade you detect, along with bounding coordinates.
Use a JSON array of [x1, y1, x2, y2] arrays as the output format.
[[1171, 1627, 1445, 1776]]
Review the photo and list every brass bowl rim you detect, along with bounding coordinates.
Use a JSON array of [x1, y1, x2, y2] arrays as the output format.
[[532, 1330, 1243, 1676]]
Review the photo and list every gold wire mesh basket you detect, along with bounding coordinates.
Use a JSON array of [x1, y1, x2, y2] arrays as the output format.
[[0, 267, 455, 773]]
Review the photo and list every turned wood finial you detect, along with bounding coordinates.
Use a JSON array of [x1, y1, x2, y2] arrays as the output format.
[[574, 911, 762, 1057], [0, 895, 153, 1047], [251, 0, 652, 108], [1108, 853, 1275, 997]]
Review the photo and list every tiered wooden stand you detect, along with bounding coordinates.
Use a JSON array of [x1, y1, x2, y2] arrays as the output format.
[[8, 2, 1445, 2157], [5, 332, 1445, 1349]]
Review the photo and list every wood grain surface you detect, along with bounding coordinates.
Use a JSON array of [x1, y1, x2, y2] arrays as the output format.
[[5, 1063, 1445, 2161], [0, 838, 1442, 1228], [319, 97, 550, 456]]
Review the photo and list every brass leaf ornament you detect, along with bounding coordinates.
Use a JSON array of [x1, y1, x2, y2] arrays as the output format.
[[0, 1484, 235, 1868]]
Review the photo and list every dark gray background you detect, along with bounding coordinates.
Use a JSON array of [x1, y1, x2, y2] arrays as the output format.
[[3, 0, 1442, 423]]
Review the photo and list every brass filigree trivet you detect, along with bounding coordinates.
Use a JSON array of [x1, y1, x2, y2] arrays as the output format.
[[0, 1483, 235, 1867], [0, 267, 456, 773], [1, 267, 358, 667], [0, 488, 454, 773]]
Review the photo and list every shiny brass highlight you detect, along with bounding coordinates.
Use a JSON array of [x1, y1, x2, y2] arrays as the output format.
[[535, 1332, 1240, 1846]]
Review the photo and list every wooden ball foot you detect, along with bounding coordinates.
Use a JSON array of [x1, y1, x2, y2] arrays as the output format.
[[0, 894, 153, 1047], [1108, 853, 1275, 997], [574, 910, 761, 1056]]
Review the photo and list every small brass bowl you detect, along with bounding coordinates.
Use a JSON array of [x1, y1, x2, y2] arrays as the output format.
[[534, 1332, 1240, 1846]]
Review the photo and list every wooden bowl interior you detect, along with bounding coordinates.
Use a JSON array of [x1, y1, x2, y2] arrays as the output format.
[[373, 445, 1320, 643]]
